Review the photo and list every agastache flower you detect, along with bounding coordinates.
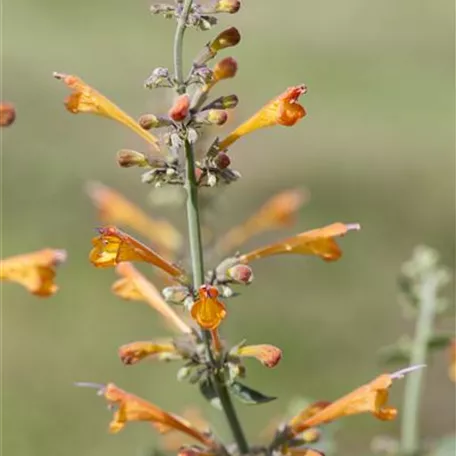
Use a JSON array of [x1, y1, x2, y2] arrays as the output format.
[[190, 285, 227, 330], [76, 382, 214, 446], [288, 365, 426, 435], [0, 102, 16, 127], [234, 343, 282, 368], [218, 85, 307, 151], [216, 188, 308, 255], [90, 226, 185, 279], [112, 262, 192, 334], [118, 340, 180, 365], [53, 72, 160, 151], [86, 181, 182, 253], [239, 222, 361, 263], [0, 249, 67, 297]]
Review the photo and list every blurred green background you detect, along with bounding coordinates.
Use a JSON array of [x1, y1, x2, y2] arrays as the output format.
[[2, 0, 455, 455]]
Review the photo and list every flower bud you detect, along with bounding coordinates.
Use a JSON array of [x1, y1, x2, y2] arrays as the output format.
[[150, 4, 175, 18], [193, 109, 228, 126], [169, 94, 190, 122], [203, 94, 239, 111], [162, 286, 190, 304], [138, 113, 172, 129], [192, 66, 214, 85], [177, 365, 193, 382], [210, 27, 241, 53], [227, 264, 253, 284], [213, 57, 238, 82], [116, 149, 149, 168], [144, 67, 173, 89], [0, 102, 16, 127], [213, 151, 231, 169], [215, 0, 241, 13]]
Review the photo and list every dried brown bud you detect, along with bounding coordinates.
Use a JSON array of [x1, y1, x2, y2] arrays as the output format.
[[193, 109, 228, 126], [214, 0, 241, 13], [169, 94, 190, 122], [214, 151, 231, 169], [210, 27, 241, 53], [117, 149, 149, 168], [212, 57, 238, 82], [0, 102, 16, 127], [227, 264, 253, 284]]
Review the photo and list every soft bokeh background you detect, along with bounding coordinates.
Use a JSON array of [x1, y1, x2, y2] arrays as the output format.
[[2, 0, 455, 455]]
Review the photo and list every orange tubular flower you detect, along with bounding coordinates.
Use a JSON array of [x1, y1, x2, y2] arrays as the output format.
[[53, 72, 160, 151], [218, 85, 307, 151], [282, 449, 324, 456], [118, 340, 180, 365], [90, 226, 185, 279], [236, 344, 282, 368], [240, 222, 361, 263], [288, 365, 426, 435], [77, 383, 213, 446], [86, 182, 182, 254], [113, 262, 192, 334], [216, 188, 308, 255], [0, 249, 67, 297], [449, 339, 456, 382], [190, 285, 227, 330]]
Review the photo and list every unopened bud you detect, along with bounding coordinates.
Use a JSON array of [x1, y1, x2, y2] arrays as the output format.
[[177, 365, 193, 382], [192, 66, 214, 84], [116, 149, 149, 168], [219, 285, 234, 298], [227, 264, 253, 284], [150, 4, 175, 18], [210, 27, 241, 53], [169, 94, 190, 122], [214, 151, 231, 169], [195, 15, 218, 31], [213, 57, 238, 82], [202, 94, 239, 111], [213, 0, 241, 13], [138, 113, 172, 129], [162, 286, 190, 304], [207, 173, 217, 187], [193, 109, 228, 126], [144, 67, 173, 89], [0, 102, 16, 127]]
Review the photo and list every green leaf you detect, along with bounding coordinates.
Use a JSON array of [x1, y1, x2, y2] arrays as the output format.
[[229, 381, 276, 405], [199, 378, 222, 410], [378, 338, 412, 364], [428, 333, 454, 351]]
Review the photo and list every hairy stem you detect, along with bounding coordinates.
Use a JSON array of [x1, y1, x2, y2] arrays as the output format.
[[400, 275, 439, 455], [174, 5, 249, 452]]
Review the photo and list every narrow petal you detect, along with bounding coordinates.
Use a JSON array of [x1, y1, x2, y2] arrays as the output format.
[[86, 182, 182, 254], [113, 263, 192, 334], [90, 226, 186, 279], [240, 223, 360, 263], [0, 249, 67, 297], [53, 72, 160, 151]]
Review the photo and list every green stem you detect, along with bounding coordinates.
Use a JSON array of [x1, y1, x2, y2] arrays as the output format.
[[173, 0, 193, 93], [400, 275, 438, 456]]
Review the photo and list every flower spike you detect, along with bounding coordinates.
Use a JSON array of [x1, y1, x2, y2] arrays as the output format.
[[90, 226, 185, 279], [240, 222, 360, 263], [218, 85, 307, 151], [113, 262, 192, 334], [190, 285, 227, 330], [288, 365, 426, 434], [0, 249, 67, 297], [53, 72, 160, 151], [86, 182, 182, 254]]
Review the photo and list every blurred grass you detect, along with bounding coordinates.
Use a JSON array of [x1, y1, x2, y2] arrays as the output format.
[[2, 0, 455, 455]]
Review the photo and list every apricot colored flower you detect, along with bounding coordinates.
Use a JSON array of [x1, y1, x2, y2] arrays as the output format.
[[216, 188, 308, 255], [0, 102, 16, 127], [86, 182, 182, 254], [190, 285, 227, 330], [282, 449, 323, 456], [235, 344, 282, 368], [77, 382, 213, 446], [288, 365, 425, 434], [53, 72, 160, 151], [449, 339, 456, 382], [0, 249, 67, 297], [118, 340, 180, 365], [113, 262, 191, 334], [218, 85, 307, 151], [240, 222, 360, 264], [90, 225, 185, 278]]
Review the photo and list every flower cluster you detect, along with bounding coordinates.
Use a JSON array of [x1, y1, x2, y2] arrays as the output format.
[[0, 1, 430, 456]]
